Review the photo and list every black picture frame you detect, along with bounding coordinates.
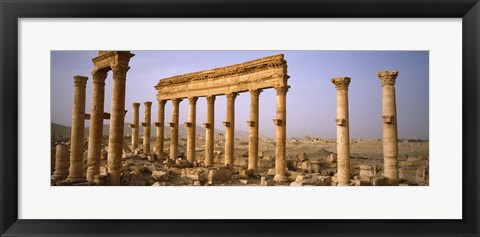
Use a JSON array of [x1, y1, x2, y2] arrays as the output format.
[[1, 0, 479, 236]]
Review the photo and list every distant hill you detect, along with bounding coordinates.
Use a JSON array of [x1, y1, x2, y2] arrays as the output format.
[[51, 123, 250, 139]]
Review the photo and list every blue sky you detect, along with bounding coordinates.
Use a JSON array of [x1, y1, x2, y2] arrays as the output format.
[[51, 50, 429, 139]]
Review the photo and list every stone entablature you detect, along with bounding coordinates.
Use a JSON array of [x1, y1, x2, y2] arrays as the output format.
[[155, 54, 289, 100]]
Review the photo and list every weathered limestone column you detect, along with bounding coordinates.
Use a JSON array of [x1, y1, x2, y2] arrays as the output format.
[[155, 100, 167, 159], [130, 103, 140, 151], [223, 92, 238, 168], [107, 65, 130, 185], [332, 77, 351, 186], [142, 101, 152, 155], [185, 97, 198, 164], [247, 89, 262, 171], [86, 70, 108, 182], [52, 144, 69, 181], [66, 75, 88, 183], [204, 95, 216, 167], [273, 85, 288, 182], [169, 98, 182, 160], [378, 70, 400, 186]]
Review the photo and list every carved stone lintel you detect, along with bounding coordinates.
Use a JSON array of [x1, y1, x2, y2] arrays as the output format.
[[274, 86, 289, 95], [73, 75, 88, 88], [377, 70, 399, 86], [331, 77, 351, 90]]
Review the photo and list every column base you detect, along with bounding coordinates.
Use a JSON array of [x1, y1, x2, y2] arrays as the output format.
[[337, 182, 350, 186], [273, 174, 288, 182], [51, 174, 68, 181], [64, 177, 86, 184], [109, 171, 122, 186]]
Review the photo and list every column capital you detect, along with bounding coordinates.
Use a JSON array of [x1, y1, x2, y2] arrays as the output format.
[[144, 101, 152, 107], [111, 64, 130, 80], [377, 70, 399, 86], [73, 75, 88, 87], [91, 70, 107, 85], [132, 102, 140, 108], [171, 98, 183, 105], [206, 95, 216, 104], [249, 89, 263, 98], [226, 92, 238, 101], [188, 97, 198, 104], [331, 77, 351, 90], [158, 99, 167, 107], [274, 85, 289, 95]]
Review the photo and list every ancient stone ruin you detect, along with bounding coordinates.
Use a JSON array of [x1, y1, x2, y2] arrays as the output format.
[[51, 51, 428, 186]]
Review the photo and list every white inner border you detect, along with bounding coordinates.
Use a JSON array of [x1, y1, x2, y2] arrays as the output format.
[[18, 19, 462, 219]]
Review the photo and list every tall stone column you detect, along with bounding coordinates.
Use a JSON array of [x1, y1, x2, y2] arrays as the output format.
[[107, 65, 130, 185], [247, 89, 262, 171], [378, 70, 400, 186], [185, 97, 198, 164], [52, 144, 69, 181], [130, 103, 140, 151], [332, 77, 351, 186], [66, 75, 88, 183], [142, 101, 152, 155], [273, 85, 288, 182], [155, 100, 167, 160], [86, 70, 108, 182], [169, 98, 182, 160], [223, 92, 238, 168], [204, 95, 216, 167]]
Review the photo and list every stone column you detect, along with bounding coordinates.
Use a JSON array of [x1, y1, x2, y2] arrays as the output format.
[[130, 103, 140, 151], [107, 65, 130, 185], [204, 95, 216, 167], [223, 92, 238, 168], [66, 75, 88, 183], [273, 86, 288, 182], [185, 97, 198, 164], [86, 70, 108, 182], [332, 77, 351, 186], [142, 101, 152, 155], [169, 98, 182, 160], [378, 70, 400, 186], [52, 144, 69, 181], [155, 100, 167, 160], [247, 89, 262, 171]]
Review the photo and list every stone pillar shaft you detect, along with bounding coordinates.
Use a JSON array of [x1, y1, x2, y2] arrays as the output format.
[[204, 95, 215, 167], [332, 77, 351, 186], [224, 93, 237, 167], [186, 97, 198, 163], [143, 101, 152, 155], [86, 71, 107, 182], [107, 65, 129, 185], [131, 103, 140, 151], [67, 75, 88, 183], [170, 98, 182, 160], [273, 86, 288, 182], [248, 89, 261, 170], [53, 144, 69, 180], [156, 100, 166, 159], [378, 70, 400, 186]]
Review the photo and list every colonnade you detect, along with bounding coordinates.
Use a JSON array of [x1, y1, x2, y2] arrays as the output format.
[[331, 70, 400, 186]]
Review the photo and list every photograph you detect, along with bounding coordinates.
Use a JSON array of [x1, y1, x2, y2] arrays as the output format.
[[50, 50, 429, 187]]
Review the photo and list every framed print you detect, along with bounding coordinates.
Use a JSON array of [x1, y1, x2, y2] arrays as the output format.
[[1, 0, 479, 236]]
